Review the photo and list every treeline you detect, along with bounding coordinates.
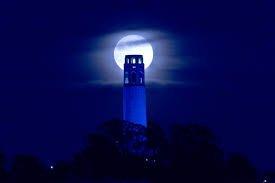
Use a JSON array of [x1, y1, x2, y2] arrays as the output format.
[[0, 120, 270, 183]]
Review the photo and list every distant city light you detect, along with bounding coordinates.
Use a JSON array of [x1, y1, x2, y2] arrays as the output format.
[[264, 179, 267, 183], [50, 165, 54, 170]]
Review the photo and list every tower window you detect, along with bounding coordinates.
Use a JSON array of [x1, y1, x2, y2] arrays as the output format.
[[139, 71, 144, 84], [126, 58, 129, 63], [138, 58, 142, 64], [131, 72, 137, 83], [132, 58, 136, 64], [125, 77, 129, 84]]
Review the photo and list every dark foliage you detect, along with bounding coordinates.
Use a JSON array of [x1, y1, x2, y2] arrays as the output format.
[[225, 153, 257, 183], [48, 160, 73, 183], [170, 124, 224, 183], [1, 120, 262, 183], [0, 152, 8, 182], [10, 155, 48, 183], [73, 133, 121, 179]]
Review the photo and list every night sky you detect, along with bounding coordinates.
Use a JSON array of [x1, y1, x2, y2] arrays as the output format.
[[0, 0, 274, 170]]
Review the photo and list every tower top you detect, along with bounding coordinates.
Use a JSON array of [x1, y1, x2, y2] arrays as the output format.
[[125, 55, 144, 65], [124, 55, 144, 86]]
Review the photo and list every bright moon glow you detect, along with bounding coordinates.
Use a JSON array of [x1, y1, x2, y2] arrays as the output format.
[[114, 35, 153, 70]]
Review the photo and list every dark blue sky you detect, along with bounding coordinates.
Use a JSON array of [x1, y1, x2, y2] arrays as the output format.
[[0, 0, 274, 170]]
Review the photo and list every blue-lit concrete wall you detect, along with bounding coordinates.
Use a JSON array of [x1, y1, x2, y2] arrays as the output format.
[[123, 86, 147, 126]]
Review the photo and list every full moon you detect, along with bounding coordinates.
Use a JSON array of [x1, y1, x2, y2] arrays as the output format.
[[114, 35, 153, 70]]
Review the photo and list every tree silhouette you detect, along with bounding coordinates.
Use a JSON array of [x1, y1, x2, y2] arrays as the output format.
[[170, 123, 224, 183], [262, 171, 275, 183], [99, 119, 147, 156], [97, 119, 148, 179], [1, 120, 263, 183], [73, 133, 120, 180], [11, 154, 47, 183], [146, 122, 168, 158], [225, 153, 257, 183], [0, 152, 7, 183], [49, 160, 72, 183]]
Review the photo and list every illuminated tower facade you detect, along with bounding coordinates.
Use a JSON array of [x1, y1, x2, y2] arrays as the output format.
[[123, 55, 147, 126]]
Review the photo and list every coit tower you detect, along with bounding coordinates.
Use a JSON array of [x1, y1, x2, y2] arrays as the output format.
[[123, 55, 147, 126]]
